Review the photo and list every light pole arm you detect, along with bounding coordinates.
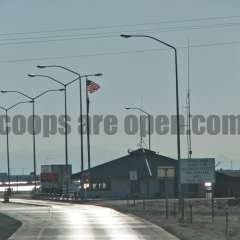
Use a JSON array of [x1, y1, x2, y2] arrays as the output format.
[[29, 74, 65, 86], [122, 34, 176, 52], [1, 90, 33, 100], [0, 106, 7, 112], [38, 65, 81, 77], [33, 89, 64, 100], [126, 107, 151, 116], [37, 65, 102, 85], [37, 65, 83, 87], [66, 76, 81, 86], [66, 73, 102, 86], [7, 101, 32, 111], [136, 108, 151, 116]]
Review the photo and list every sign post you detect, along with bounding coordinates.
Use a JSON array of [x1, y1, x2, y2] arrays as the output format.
[[157, 166, 175, 219], [129, 170, 138, 206]]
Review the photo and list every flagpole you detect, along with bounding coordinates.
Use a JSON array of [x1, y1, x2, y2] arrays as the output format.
[[86, 78, 91, 170]]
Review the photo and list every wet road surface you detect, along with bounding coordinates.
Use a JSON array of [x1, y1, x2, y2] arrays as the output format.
[[0, 199, 179, 240]]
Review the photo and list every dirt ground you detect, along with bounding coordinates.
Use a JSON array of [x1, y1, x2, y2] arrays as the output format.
[[97, 199, 240, 240], [129, 210, 239, 240], [0, 212, 22, 240]]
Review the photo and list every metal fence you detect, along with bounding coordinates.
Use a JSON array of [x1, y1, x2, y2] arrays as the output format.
[[108, 197, 240, 239]]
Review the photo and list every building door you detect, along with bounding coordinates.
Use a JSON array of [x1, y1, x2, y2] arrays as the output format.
[[159, 179, 175, 198], [158, 179, 166, 198], [130, 180, 140, 195]]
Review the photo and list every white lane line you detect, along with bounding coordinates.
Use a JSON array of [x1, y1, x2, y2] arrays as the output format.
[[36, 206, 53, 240]]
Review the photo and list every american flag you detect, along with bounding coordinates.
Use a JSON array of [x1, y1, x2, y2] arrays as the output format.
[[86, 80, 100, 93]]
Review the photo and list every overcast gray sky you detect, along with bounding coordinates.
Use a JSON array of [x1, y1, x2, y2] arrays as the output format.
[[0, 0, 240, 174]]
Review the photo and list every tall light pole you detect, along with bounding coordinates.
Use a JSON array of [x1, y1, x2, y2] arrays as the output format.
[[27, 74, 70, 193], [29, 70, 102, 194], [1, 89, 63, 190], [86, 78, 91, 170], [120, 34, 183, 218], [0, 101, 32, 191], [125, 107, 152, 150], [35, 65, 102, 173]]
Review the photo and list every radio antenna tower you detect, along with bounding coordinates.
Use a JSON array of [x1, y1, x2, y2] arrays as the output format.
[[186, 39, 192, 159]]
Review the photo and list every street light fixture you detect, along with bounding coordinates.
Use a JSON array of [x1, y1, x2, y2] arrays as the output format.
[[121, 33, 183, 218], [0, 100, 32, 191], [120, 34, 132, 38], [36, 65, 46, 69], [93, 73, 103, 77], [125, 107, 152, 150], [1, 89, 63, 190]]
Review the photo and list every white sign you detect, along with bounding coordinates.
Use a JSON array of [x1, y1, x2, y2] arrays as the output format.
[[129, 170, 138, 181], [180, 158, 215, 184], [157, 166, 175, 178]]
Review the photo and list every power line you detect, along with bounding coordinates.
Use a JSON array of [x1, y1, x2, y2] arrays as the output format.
[[0, 35, 118, 46], [1, 15, 240, 36], [2, 21, 240, 41], [1, 40, 240, 64], [1, 21, 240, 47]]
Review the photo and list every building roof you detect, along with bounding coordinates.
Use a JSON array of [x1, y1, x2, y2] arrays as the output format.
[[217, 170, 240, 178], [73, 148, 177, 180]]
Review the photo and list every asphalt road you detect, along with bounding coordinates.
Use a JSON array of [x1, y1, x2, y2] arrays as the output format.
[[0, 199, 179, 240]]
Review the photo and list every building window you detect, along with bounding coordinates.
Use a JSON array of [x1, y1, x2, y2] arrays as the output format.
[[92, 183, 97, 190], [91, 180, 111, 191]]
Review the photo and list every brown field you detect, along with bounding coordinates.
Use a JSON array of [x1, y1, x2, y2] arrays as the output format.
[[97, 198, 240, 240]]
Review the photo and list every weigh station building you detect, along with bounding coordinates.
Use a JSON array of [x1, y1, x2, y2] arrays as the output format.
[[73, 148, 216, 199], [73, 149, 178, 199]]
